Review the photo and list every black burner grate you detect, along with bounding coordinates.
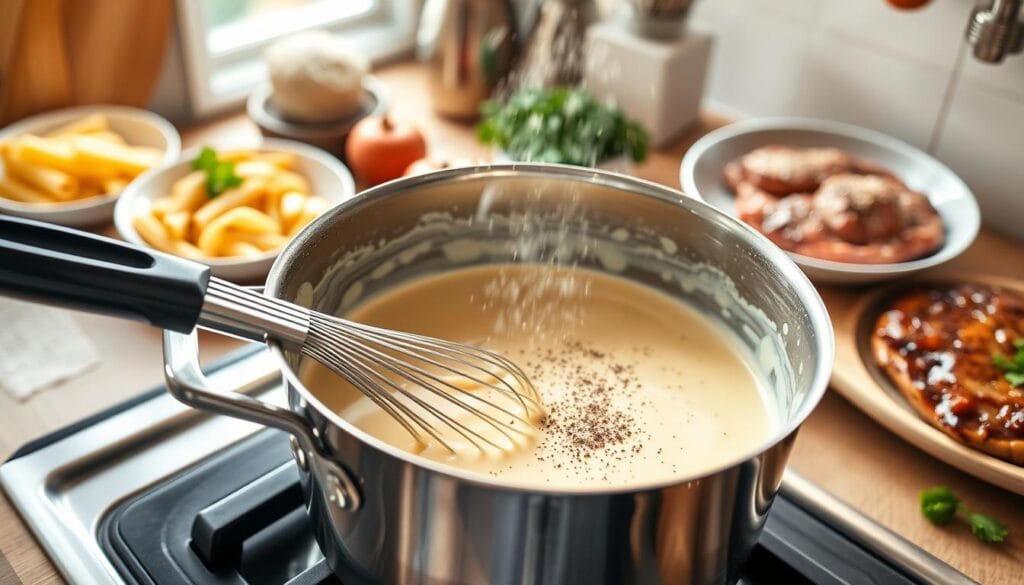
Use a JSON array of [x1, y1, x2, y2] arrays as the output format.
[[99, 430, 924, 585]]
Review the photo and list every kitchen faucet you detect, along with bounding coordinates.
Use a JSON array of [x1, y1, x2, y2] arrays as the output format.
[[966, 0, 1023, 63]]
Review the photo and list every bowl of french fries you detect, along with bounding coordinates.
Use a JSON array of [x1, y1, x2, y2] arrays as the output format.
[[0, 106, 180, 226], [114, 138, 355, 281]]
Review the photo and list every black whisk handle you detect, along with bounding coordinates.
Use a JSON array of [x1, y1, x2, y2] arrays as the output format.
[[0, 214, 210, 333]]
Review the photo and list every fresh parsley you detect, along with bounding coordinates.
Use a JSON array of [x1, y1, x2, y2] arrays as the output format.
[[191, 146, 242, 198], [993, 338, 1024, 387], [477, 87, 648, 167], [920, 485, 1008, 544]]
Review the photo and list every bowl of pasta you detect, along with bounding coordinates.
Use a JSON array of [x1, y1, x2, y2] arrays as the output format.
[[114, 139, 356, 282], [0, 105, 180, 226]]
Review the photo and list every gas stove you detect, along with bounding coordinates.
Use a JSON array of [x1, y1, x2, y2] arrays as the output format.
[[1, 347, 975, 585]]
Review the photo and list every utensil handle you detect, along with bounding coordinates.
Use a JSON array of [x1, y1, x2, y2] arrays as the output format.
[[0, 215, 210, 333], [163, 329, 362, 511]]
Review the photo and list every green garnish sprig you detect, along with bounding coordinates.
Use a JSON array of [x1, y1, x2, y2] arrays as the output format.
[[920, 486, 1009, 544], [477, 87, 648, 167], [191, 146, 242, 198], [993, 338, 1024, 387]]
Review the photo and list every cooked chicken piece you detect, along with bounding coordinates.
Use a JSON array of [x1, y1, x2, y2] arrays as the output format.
[[873, 285, 1024, 465], [723, 145, 899, 196]]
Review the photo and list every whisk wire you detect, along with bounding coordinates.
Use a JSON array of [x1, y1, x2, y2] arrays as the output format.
[[307, 316, 526, 451], [199, 277, 543, 456]]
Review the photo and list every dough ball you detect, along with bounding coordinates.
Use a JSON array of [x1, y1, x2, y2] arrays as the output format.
[[266, 31, 368, 123]]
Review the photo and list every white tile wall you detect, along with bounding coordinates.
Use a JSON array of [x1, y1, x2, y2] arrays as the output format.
[[688, 0, 1024, 240], [816, 0, 971, 70], [793, 34, 949, 149], [934, 83, 1024, 240], [691, 3, 814, 117]]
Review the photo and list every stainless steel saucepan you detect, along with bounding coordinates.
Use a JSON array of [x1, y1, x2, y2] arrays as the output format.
[[0, 164, 833, 585]]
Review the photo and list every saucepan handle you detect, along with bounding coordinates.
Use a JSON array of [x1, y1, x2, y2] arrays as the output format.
[[0, 215, 209, 333], [162, 329, 363, 510]]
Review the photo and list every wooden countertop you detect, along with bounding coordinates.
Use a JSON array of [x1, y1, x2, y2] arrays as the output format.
[[2, 61, 1022, 584]]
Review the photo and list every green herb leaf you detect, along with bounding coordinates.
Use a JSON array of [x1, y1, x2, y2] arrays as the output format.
[[476, 87, 649, 167], [968, 513, 1008, 544], [993, 337, 1024, 387], [920, 486, 959, 525], [190, 146, 242, 198], [191, 146, 218, 173], [920, 485, 1009, 545]]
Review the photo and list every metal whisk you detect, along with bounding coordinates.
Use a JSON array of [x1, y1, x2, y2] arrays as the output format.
[[201, 278, 543, 454], [0, 216, 543, 455]]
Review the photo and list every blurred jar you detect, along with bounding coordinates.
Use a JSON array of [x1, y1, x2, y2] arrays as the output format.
[[417, 0, 518, 120]]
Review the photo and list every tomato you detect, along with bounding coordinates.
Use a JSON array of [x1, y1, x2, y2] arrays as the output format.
[[345, 116, 427, 185], [886, 0, 930, 10]]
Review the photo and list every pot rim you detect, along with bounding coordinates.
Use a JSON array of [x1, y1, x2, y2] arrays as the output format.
[[265, 163, 835, 495]]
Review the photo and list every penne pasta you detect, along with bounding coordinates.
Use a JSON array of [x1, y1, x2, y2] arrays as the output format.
[[44, 113, 109, 137], [191, 177, 267, 238], [162, 211, 191, 240], [231, 230, 288, 251], [101, 177, 129, 196], [0, 116, 162, 207], [3, 154, 79, 200], [133, 213, 178, 254], [82, 130, 128, 145], [196, 206, 279, 256], [11, 135, 77, 171], [223, 240, 264, 258], [130, 148, 328, 261], [71, 136, 162, 176], [0, 177, 53, 203]]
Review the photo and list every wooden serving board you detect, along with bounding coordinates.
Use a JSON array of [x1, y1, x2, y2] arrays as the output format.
[[821, 229, 1024, 495], [830, 274, 1024, 495]]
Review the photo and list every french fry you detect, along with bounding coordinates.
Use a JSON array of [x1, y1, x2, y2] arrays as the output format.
[[191, 177, 266, 238], [3, 155, 79, 200], [71, 135, 162, 176], [0, 177, 54, 203], [44, 114, 108, 137], [196, 206, 279, 256], [133, 213, 178, 254]]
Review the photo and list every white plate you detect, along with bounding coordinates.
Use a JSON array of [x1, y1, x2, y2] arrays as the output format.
[[115, 138, 355, 282], [837, 274, 1024, 495], [680, 118, 980, 284], [0, 105, 181, 227]]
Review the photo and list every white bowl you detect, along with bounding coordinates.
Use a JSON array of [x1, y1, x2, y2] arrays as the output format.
[[0, 105, 181, 227], [115, 138, 356, 282], [680, 117, 980, 284]]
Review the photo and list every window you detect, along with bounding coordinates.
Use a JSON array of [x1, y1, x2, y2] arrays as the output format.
[[177, 0, 420, 118]]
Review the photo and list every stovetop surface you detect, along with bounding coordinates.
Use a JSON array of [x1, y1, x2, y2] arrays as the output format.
[[0, 347, 976, 585], [100, 430, 917, 585]]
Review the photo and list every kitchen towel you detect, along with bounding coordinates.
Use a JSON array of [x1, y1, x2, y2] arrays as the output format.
[[0, 297, 100, 399]]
